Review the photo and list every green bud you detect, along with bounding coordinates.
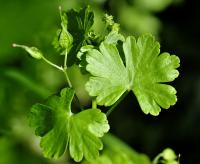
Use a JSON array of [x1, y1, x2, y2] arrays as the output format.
[[12, 44, 43, 59], [103, 13, 114, 26], [162, 148, 177, 161], [59, 28, 73, 52], [112, 23, 120, 32], [52, 6, 73, 55]]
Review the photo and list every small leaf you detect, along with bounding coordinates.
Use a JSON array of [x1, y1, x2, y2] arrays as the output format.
[[66, 6, 94, 66], [13, 44, 43, 59], [29, 88, 109, 161], [77, 45, 95, 74], [77, 45, 95, 60], [86, 34, 180, 115], [104, 30, 125, 44]]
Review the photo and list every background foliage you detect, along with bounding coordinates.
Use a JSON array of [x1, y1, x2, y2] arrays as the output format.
[[0, 0, 199, 163]]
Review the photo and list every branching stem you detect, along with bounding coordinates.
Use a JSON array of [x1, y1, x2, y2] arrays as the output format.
[[42, 56, 63, 71]]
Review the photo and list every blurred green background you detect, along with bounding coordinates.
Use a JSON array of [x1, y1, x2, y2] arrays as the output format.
[[0, 0, 199, 163]]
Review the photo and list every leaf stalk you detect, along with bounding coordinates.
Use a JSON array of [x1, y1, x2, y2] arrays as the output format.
[[106, 91, 129, 116]]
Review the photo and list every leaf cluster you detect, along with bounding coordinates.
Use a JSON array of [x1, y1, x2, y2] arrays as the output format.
[[13, 5, 180, 163]]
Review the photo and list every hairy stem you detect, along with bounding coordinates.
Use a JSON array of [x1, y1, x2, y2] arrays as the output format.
[[106, 91, 128, 117]]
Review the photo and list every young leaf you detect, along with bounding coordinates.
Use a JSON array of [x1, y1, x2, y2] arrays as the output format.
[[104, 30, 125, 44], [29, 88, 109, 162], [86, 34, 180, 115], [103, 14, 115, 26], [66, 6, 94, 65], [12, 44, 43, 59], [102, 13, 124, 44]]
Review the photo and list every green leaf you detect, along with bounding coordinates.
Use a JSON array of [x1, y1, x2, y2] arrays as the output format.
[[77, 45, 94, 74], [86, 43, 129, 106], [152, 148, 179, 164], [29, 88, 109, 161], [102, 13, 124, 44], [66, 6, 94, 66], [86, 34, 180, 115], [29, 104, 54, 136], [83, 133, 150, 164], [104, 30, 125, 44], [13, 44, 43, 59], [77, 45, 95, 60], [69, 108, 109, 161]]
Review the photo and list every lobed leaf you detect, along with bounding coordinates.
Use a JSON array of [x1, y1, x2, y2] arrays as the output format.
[[86, 34, 180, 115], [29, 88, 109, 161], [86, 43, 129, 106], [123, 34, 180, 115]]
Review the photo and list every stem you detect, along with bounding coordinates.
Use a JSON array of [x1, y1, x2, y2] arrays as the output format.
[[63, 69, 73, 88], [177, 154, 181, 164], [63, 52, 72, 87], [63, 68, 84, 111], [106, 91, 129, 117], [63, 69, 83, 110], [64, 51, 67, 69], [42, 56, 63, 71], [92, 99, 97, 109], [152, 153, 162, 164], [62, 53, 83, 111]]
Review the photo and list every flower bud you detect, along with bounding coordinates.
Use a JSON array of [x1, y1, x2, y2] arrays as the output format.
[[13, 44, 43, 59]]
